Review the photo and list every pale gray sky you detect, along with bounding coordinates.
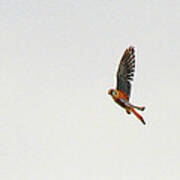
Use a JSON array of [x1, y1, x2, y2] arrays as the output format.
[[0, 0, 180, 179]]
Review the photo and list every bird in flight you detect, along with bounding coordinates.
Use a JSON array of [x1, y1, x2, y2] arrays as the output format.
[[108, 46, 146, 125]]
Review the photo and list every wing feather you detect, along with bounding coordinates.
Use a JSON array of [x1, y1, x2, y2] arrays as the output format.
[[116, 46, 135, 99]]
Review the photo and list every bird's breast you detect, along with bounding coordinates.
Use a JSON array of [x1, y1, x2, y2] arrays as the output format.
[[115, 99, 126, 108], [111, 90, 129, 109], [114, 90, 129, 101]]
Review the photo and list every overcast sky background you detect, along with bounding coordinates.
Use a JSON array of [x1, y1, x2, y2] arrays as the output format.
[[0, 0, 180, 179]]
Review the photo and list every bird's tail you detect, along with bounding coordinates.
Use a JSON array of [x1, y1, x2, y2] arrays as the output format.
[[131, 108, 146, 125]]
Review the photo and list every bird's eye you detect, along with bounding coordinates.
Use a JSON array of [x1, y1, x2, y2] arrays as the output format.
[[112, 91, 117, 96]]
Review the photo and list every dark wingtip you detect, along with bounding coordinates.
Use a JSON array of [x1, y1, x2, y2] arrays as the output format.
[[141, 107, 145, 111], [129, 46, 135, 53]]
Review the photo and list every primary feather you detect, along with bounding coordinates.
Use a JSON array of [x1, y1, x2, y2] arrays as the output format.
[[116, 46, 135, 99]]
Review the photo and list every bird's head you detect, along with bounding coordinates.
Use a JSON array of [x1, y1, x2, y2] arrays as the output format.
[[108, 89, 117, 97]]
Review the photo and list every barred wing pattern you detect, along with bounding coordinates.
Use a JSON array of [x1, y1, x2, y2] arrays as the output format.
[[116, 46, 135, 99]]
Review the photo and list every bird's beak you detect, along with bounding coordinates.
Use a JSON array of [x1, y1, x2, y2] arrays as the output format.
[[108, 89, 111, 95]]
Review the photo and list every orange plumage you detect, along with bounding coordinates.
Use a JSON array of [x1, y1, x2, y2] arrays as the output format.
[[108, 46, 146, 125]]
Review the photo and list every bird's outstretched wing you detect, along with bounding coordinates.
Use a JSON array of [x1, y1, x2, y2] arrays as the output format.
[[116, 46, 135, 99]]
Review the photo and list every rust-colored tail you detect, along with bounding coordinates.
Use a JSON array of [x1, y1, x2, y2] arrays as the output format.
[[131, 108, 146, 125]]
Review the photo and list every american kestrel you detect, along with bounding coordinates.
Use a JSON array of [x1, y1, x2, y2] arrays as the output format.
[[108, 46, 146, 124]]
